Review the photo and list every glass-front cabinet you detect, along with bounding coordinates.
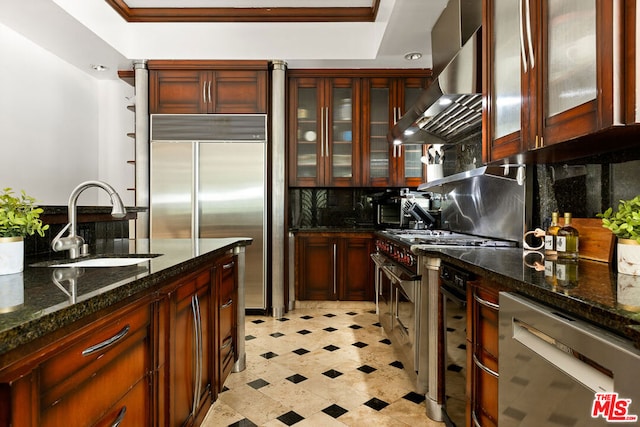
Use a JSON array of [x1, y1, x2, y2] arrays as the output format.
[[362, 77, 428, 187], [484, 0, 618, 163], [288, 76, 359, 187]]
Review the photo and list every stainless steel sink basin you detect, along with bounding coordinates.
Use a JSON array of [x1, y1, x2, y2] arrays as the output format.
[[49, 258, 153, 267], [30, 254, 162, 268]]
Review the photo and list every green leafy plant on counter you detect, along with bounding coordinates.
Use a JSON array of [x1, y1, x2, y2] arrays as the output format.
[[0, 188, 49, 238], [597, 195, 640, 243]]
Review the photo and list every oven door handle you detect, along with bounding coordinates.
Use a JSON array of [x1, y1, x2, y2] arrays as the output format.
[[380, 265, 406, 285], [440, 285, 466, 307]]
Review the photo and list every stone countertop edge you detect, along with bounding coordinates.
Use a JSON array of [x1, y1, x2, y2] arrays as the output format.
[[410, 244, 640, 348], [0, 238, 251, 361]]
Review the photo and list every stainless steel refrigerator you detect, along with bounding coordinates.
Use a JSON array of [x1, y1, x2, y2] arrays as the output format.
[[150, 114, 267, 310]]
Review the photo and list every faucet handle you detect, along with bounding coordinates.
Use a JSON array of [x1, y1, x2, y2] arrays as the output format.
[[51, 223, 72, 252]]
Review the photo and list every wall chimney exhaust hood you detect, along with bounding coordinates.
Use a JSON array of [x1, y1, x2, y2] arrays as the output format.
[[389, 0, 482, 145]]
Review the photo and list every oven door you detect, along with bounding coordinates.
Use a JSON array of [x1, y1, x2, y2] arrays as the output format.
[[395, 278, 418, 367]]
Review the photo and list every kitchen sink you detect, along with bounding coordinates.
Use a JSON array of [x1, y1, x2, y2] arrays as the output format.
[[30, 254, 163, 268]]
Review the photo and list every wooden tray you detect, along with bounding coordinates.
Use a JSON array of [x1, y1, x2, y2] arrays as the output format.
[[558, 217, 615, 263]]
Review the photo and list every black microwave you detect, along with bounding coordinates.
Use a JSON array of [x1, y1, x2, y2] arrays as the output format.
[[375, 198, 401, 228]]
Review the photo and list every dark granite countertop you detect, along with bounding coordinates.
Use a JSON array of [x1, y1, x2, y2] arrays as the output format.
[[0, 238, 251, 359], [406, 242, 640, 347]]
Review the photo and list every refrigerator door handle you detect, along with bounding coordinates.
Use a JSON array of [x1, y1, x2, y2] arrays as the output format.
[[192, 142, 199, 239]]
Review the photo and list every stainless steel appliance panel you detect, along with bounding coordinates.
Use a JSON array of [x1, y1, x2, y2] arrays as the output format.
[[150, 137, 267, 311], [150, 142, 194, 238], [199, 142, 266, 310], [500, 292, 640, 426]]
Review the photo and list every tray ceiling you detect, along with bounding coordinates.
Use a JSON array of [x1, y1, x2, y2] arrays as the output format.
[[106, 0, 380, 22]]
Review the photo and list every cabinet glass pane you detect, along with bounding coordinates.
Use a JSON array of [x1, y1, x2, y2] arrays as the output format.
[[403, 144, 424, 179], [369, 87, 390, 179], [546, 0, 596, 117], [297, 87, 318, 178], [493, 0, 522, 139], [332, 87, 353, 178]]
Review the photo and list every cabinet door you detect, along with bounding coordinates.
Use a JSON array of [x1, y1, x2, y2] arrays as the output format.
[[289, 77, 359, 187], [289, 77, 322, 186], [149, 70, 208, 114], [339, 237, 374, 301], [363, 77, 426, 187], [296, 235, 337, 300], [326, 77, 359, 187], [211, 70, 267, 113], [397, 78, 428, 187], [170, 270, 213, 427], [538, 0, 603, 147], [483, 0, 525, 162]]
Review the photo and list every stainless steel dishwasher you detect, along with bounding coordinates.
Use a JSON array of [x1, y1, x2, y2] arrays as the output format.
[[499, 292, 640, 426]]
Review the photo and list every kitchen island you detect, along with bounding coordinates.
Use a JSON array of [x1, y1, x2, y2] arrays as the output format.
[[0, 237, 251, 427]]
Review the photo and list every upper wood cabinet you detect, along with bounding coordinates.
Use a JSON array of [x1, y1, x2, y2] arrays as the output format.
[[288, 70, 430, 188], [361, 76, 428, 187], [148, 60, 268, 114], [483, 0, 622, 163], [288, 75, 361, 187]]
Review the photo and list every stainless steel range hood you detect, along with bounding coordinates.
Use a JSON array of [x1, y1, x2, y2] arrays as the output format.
[[389, 0, 482, 145]]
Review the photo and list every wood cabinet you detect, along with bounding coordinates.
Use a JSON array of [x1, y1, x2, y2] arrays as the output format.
[[467, 278, 501, 427], [0, 297, 153, 427], [148, 60, 268, 114], [214, 253, 237, 393], [361, 76, 428, 187], [0, 250, 240, 427], [483, 0, 621, 163], [288, 75, 361, 187], [295, 232, 374, 301], [288, 70, 430, 188], [165, 268, 214, 427]]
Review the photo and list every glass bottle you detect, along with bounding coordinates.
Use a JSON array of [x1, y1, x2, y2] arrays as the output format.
[[544, 212, 560, 259], [556, 213, 579, 260]]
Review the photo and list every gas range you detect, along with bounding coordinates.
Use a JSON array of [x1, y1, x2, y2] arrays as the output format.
[[382, 228, 518, 248], [374, 228, 517, 273]]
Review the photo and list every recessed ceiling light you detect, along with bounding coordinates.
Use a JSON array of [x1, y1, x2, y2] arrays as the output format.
[[404, 52, 422, 61], [91, 64, 109, 71]]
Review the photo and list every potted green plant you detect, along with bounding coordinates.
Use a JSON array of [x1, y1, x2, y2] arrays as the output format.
[[598, 195, 640, 275], [0, 188, 49, 275]]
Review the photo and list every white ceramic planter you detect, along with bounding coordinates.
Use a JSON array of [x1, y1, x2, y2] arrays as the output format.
[[0, 237, 24, 275], [0, 272, 24, 313], [617, 239, 640, 276]]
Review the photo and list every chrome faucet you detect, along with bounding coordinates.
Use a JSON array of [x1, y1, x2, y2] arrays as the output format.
[[52, 181, 127, 259]]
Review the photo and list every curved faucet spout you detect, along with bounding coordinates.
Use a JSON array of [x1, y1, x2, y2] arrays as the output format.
[[52, 181, 127, 259]]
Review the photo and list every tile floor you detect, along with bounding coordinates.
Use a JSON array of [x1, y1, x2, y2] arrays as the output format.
[[202, 302, 445, 426]]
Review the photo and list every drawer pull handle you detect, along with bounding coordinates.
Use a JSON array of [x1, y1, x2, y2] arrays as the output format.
[[221, 299, 233, 309], [473, 292, 499, 310], [473, 353, 499, 378], [223, 261, 235, 270], [111, 406, 127, 427], [82, 325, 131, 356], [221, 336, 233, 350]]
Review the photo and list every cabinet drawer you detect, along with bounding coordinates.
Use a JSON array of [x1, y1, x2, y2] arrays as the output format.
[[40, 327, 150, 427], [218, 256, 236, 301], [39, 304, 150, 393], [39, 305, 151, 427], [92, 377, 149, 427]]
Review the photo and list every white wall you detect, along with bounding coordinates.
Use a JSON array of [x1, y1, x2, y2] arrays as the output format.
[[0, 22, 132, 207]]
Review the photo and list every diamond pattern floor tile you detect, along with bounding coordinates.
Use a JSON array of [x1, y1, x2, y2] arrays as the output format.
[[201, 302, 445, 427]]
